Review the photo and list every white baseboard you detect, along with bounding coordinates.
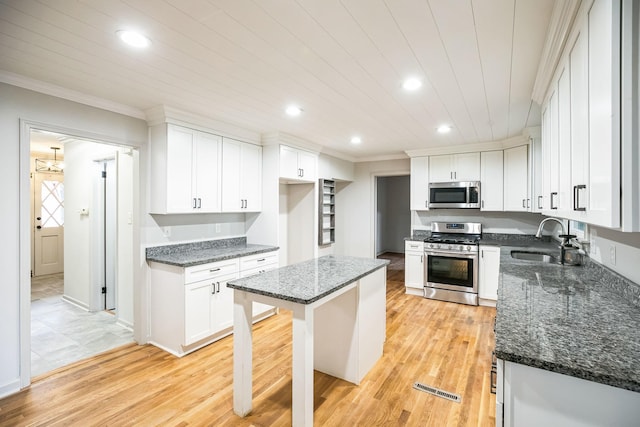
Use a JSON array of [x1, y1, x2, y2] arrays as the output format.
[[62, 295, 90, 311], [0, 378, 21, 399]]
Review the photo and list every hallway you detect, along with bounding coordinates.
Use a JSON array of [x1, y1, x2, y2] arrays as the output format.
[[31, 273, 133, 377]]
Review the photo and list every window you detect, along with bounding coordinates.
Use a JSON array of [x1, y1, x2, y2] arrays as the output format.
[[41, 180, 64, 227]]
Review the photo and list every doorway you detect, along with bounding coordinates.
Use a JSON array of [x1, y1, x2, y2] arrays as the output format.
[[29, 129, 134, 377], [375, 175, 411, 282]]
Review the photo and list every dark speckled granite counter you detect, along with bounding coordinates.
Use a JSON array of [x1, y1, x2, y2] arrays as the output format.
[[146, 237, 278, 267], [227, 255, 389, 304], [490, 235, 640, 393]]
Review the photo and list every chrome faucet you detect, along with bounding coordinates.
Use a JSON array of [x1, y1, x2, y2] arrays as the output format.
[[535, 217, 566, 238], [535, 217, 577, 265]]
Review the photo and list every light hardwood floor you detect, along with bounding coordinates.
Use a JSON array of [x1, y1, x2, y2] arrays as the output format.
[[1, 254, 496, 426]]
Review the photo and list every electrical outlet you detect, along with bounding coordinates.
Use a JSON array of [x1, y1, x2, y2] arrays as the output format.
[[215, 223, 221, 233], [162, 226, 171, 238], [609, 245, 616, 265]]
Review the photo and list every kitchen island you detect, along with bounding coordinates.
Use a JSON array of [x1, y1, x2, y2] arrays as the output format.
[[488, 236, 640, 426], [227, 255, 389, 427]]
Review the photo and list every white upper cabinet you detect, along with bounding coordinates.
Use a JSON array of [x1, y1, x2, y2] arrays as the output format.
[[570, 21, 589, 218], [540, 0, 621, 228], [429, 152, 480, 182], [221, 138, 262, 212], [150, 124, 222, 214], [279, 145, 317, 183], [410, 157, 429, 210], [503, 145, 530, 212], [480, 151, 503, 211], [586, 0, 620, 228]]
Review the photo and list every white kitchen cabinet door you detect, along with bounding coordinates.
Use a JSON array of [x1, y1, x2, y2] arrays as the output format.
[[222, 139, 262, 212], [503, 145, 529, 211], [161, 124, 222, 213], [166, 125, 196, 213], [455, 152, 481, 181], [540, 106, 551, 211], [410, 157, 429, 210], [194, 131, 222, 212], [570, 23, 589, 218], [279, 145, 317, 183], [479, 246, 500, 301], [429, 154, 454, 182], [404, 241, 424, 295], [557, 66, 572, 215], [587, 0, 620, 228], [429, 153, 480, 182], [240, 142, 262, 212], [547, 90, 560, 213], [184, 279, 215, 346], [211, 273, 237, 334], [530, 134, 544, 212], [480, 151, 503, 211]]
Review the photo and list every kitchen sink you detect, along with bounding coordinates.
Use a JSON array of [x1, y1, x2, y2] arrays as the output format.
[[510, 251, 559, 263]]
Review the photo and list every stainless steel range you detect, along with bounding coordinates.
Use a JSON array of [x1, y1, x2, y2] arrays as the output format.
[[424, 222, 481, 306]]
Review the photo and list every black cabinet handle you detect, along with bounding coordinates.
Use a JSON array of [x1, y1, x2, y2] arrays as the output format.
[[573, 185, 586, 211], [537, 196, 543, 209], [550, 192, 558, 210]]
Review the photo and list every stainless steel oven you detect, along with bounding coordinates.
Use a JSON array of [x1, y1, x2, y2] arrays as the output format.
[[423, 222, 480, 306]]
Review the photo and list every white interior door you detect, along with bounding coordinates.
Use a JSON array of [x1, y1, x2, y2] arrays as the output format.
[[33, 172, 64, 276], [104, 160, 117, 310]]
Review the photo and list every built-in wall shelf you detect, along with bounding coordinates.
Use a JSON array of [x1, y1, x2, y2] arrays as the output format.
[[318, 179, 335, 245]]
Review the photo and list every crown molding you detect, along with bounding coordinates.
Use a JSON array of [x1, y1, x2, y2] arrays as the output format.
[[0, 71, 146, 120], [531, 0, 583, 104], [354, 153, 410, 163], [145, 105, 261, 144], [405, 134, 530, 158], [260, 131, 324, 153]]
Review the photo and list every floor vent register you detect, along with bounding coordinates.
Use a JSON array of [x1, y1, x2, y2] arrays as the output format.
[[412, 382, 462, 403]]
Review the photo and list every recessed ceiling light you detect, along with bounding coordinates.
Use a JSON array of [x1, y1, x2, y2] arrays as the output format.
[[117, 30, 151, 48], [350, 136, 362, 144], [285, 105, 303, 116], [402, 77, 422, 91], [437, 125, 452, 134]]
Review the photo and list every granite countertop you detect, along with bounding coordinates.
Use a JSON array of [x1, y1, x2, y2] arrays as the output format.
[[492, 236, 640, 392], [227, 255, 389, 305], [145, 237, 278, 267]]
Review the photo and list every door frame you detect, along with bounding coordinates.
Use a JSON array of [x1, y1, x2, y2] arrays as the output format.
[[370, 170, 410, 259], [19, 119, 140, 388]]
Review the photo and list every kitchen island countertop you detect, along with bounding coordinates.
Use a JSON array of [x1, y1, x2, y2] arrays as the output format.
[[227, 255, 389, 304]]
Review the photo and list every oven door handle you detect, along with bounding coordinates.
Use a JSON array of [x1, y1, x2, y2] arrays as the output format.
[[424, 251, 478, 259]]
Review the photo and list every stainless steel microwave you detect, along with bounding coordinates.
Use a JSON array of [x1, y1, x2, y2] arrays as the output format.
[[428, 181, 480, 209]]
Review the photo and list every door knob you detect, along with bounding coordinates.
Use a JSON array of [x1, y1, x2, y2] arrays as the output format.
[[36, 217, 41, 221], [37, 225, 42, 229]]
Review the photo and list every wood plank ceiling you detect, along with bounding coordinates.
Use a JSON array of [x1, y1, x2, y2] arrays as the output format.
[[0, 0, 555, 159]]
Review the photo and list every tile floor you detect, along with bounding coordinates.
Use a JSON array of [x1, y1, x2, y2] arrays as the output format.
[[31, 273, 134, 377]]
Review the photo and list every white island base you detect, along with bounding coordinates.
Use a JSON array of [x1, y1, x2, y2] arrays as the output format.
[[232, 265, 386, 427]]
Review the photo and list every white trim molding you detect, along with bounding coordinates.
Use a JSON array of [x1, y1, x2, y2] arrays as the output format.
[[0, 71, 146, 120], [531, 0, 583, 104]]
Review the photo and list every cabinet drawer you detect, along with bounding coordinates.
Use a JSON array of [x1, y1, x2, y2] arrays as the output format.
[[240, 251, 278, 271], [185, 258, 239, 284], [241, 262, 279, 279], [405, 241, 424, 252]]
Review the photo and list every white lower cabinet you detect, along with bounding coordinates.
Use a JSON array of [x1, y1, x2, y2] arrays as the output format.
[[239, 251, 279, 319], [404, 241, 424, 296], [149, 250, 278, 357], [478, 245, 500, 303], [497, 359, 640, 426]]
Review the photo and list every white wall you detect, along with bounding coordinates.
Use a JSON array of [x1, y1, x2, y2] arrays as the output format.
[[0, 82, 147, 398], [588, 226, 640, 284], [117, 150, 135, 328], [414, 210, 546, 234], [336, 159, 410, 258]]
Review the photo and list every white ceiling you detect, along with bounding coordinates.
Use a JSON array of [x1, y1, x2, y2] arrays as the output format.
[[1, 0, 555, 160]]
